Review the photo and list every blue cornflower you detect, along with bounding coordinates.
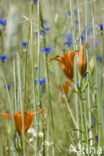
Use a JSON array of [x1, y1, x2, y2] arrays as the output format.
[[4, 83, 11, 90], [35, 78, 46, 84], [0, 19, 7, 26], [64, 41, 73, 46], [81, 34, 86, 43], [63, 11, 71, 16], [28, 0, 38, 3], [41, 46, 53, 54], [34, 0, 38, 2], [96, 40, 100, 45], [97, 56, 102, 62], [76, 82, 80, 86], [21, 41, 27, 47], [1, 54, 7, 62], [65, 33, 73, 40], [39, 78, 46, 84], [40, 27, 50, 34], [70, 83, 74, 88], [98, 23, 104, 30], [75, 20, 79, 24], [74, 8, 76, 16], [95, 135, 98, 141], [84, 73, 87, 79], [44, 27, 50, 31]]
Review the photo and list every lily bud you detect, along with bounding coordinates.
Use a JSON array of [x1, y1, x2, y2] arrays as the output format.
[[77, 45, 87, 77], [89, 57, 95, 75]]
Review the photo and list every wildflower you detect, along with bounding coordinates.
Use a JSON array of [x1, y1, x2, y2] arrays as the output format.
[[77, 45, 87, 77], [34, 0, 38, 2], [98, 24, 104, 31], [75, 20, 79, 24], [0, 113, 11, 119], [61, 81, 72, 95], [84, 73, 87, 79], [21, 41, 27, 47], [0, 54, 7, 62], [29, 138, 33, 142], [0, 19, 7, 26], [35, 78, 46, 84], [96, 40, 100, 45], [95, 135, 98, 142], [4, 83, 11, 89], [28, 0, 38, 3], [90, 57, 95, 75], [38, 132, 44, 137], [97, 56, 102, 62], [70, 83, 74, 88], [81, 34, 86, 43], [76, 82, 80, 86], [13, 112, 34, 135], [0, 109, 44, 135], [42, 141, 53, 146], [64, 41, 73, 46], [63, 11, 71, 17], [65, 33, 73, 40], [41, 46, 53, 54], [50, 50, 79, 80]]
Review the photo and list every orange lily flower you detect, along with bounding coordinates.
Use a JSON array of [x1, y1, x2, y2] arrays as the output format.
[[77, 45, 87, 77], [60, 81, 72, 95], [0, 109, 44, 135], [50, 50, 79, 80]]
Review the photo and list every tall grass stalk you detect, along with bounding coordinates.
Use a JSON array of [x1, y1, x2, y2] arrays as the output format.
[[36, 0, 41, 155], [85, 0, 92, 151], [39, 3, 55, 155], [70, 0, 79, 136]]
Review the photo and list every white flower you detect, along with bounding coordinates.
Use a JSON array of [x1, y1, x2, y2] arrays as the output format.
[[42, 141, 53, 146], [29, 138, 33, 142], [27, 128, 36, 134], [38, 132, 44, 137], [27, 128, 37, 136]]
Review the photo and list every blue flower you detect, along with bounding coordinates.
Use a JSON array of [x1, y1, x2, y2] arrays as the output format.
[[21, 41, 27, 47], [35, 78, 46, 84], [63, 11, 71, 16], [1, 54, 7, 61], [34, 0, 38, 2], [4, 83, 11, 90], [84, 73, 87, 79], [64, 41, 73, 46], [70, 83, 74, 88], [41, 46, 53, 54], [75, 20, 79, 24], [65, 33, 73, 40], [74, 8, 77, 16], [76, 82, 80, 86], [95, 135, 98, 141], [97, 56, 102, 62], [81, 34, 86, 43], [96, 40, 100, 45], [98, 24, 104, 30], [40, 27, 50, 34], [0, 19, 7, 26], [28, 0, 38, 3]]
